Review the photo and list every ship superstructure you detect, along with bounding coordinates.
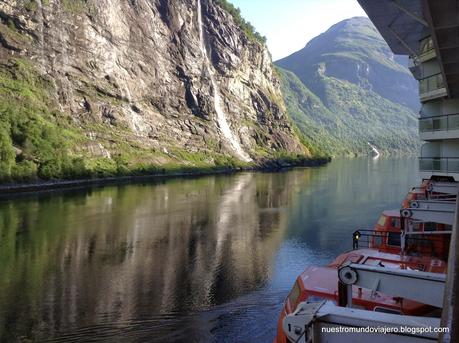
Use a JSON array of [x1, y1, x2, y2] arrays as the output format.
[[275, 1, 459, 342]]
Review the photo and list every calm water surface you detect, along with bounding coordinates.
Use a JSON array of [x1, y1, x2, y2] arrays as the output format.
[[0, 158, 419, 342]]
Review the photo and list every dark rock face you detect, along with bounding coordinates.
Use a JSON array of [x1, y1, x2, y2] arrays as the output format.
[[0, 0, 306, 166]]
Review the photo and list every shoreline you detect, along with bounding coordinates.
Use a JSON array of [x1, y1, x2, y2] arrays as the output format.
[[0, 157, 331, 196]]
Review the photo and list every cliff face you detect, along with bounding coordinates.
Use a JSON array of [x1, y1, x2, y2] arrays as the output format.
[[0, 0, 307, 181]]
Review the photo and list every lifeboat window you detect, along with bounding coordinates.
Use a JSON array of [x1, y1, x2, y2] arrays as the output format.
[[424, 222, 436, 231], [411, 222, 422, 232], [374, 307, 403, 315], [373, 233, 383, 247], [390, 218, 401, 229], [387, 232, 401, 246], [288, 282, 301, 308], [377, 215, 387, 226]]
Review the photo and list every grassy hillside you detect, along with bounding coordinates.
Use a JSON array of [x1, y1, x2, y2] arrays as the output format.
[[277, 68, 346, 155], [277, 67, 419, 156]]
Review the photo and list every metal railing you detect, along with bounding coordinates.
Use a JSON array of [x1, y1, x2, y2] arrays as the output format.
[[419, 157, 459, 173], [419, 73, 445, 95], [419, 113, 459, 132], [352, 229, 398, 250], [352, 229, 444, 257]]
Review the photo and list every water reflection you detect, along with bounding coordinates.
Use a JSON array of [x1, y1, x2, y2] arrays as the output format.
[[0, 171, 313, 341], [207, 158, 420, 343]]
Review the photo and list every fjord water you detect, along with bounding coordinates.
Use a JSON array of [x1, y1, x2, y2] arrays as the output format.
[[0, 158, 418, 342]]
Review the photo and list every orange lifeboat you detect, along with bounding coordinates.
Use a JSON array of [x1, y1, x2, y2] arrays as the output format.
[[274, 249, 446, 343]]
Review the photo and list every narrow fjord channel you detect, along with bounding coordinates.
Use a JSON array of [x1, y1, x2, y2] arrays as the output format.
[[0, 158, 418, 342]]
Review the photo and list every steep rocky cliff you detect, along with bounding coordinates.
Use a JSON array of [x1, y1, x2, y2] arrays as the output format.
[[0, 0, 309, 182]]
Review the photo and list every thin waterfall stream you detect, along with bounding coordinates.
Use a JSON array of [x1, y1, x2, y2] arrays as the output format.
[[197, 0, 252, 162], [368, 142, 381, 159]]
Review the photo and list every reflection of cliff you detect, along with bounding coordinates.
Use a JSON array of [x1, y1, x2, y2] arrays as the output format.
[[0, 171, 307, 340]]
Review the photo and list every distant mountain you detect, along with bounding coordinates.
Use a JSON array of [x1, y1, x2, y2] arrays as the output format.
[[276, 17, 420, 156]]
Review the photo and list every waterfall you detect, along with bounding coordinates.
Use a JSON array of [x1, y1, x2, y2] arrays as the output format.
[[367, 142, 380, 159], [197, 0, 252, 162]]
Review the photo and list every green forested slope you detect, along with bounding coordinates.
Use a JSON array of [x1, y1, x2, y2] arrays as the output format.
[[276, 17, 420, 156]]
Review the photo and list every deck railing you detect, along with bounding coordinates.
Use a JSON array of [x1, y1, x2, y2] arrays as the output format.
[[419, 113, 459, 132], [352, 229, 443, 256], [419, 73, 445, 95], [419, 157, 459, 173]]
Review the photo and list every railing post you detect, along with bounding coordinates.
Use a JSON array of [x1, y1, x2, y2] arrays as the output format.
[[440, 187, 459, 341], [353, 231, 360, 250], [337, 281, 352, 307], [401, 230, 406, 253]]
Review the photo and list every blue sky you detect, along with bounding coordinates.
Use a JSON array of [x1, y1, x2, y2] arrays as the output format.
[[229, 0, 367, 60]]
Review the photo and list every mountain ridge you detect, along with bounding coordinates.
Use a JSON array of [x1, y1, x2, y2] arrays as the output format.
[[276, 16, 420, 156]]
